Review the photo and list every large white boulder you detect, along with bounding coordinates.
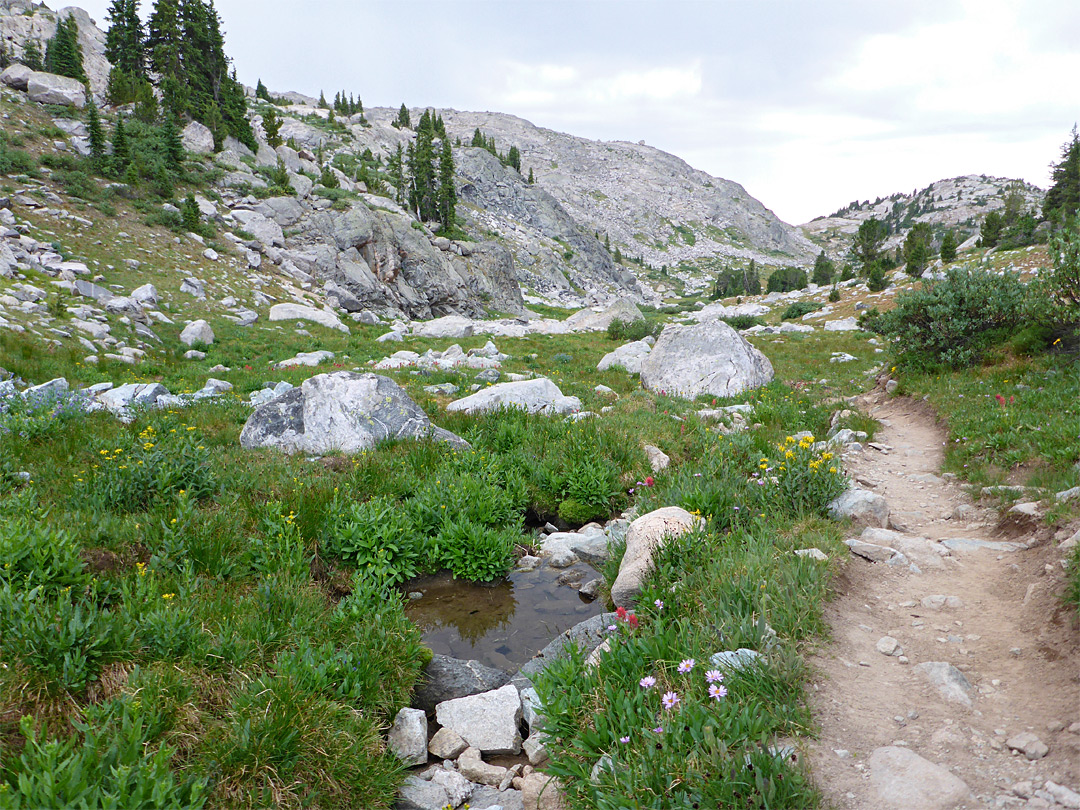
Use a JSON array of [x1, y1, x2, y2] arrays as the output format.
[[446, 378, 580, 416], [434, 684, 523, 755], [179, 319, 214, 347], [611, 507, 705, 607], [868, 746, 970, 809], [0, 63, 33, 91], [597, 339, 651, 374], [268, 303, 349, 334], [414, 315, 475, 339], [239, 371, 468, 455], [640, 321, 774, 399], [828, 488, 890, 528], [27, 71, 86, 107], [182, 121, 215, 154], [564, 298, 644, 332], [230, 208, 284, 248]]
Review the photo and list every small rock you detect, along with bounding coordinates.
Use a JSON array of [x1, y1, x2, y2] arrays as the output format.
[[457, 746, 508, 787], [876, 636, 902, 656], [868, 746, 970, 809], [1005, 732, 1049, 760], [914, 662, 975, 707], [794, 547, 828, 561], [643, 444, 670, 473], [388, 707, 428, 767], [428, 727, 468, 760]]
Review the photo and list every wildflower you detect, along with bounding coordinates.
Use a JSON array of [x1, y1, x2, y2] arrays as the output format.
[[653, 726, 664, 734], [162, 593, 175, 600], [708, 683, 728, 700], [616, 606, 628, 621], [619, 736, 630, 743], [645, 476, 655, 487], [661, 691, 680, 710], [627, 613, 639, 629], [136, 562, 147, 577], [705, 669, 723, 683], [654, 599, 664, 610], [640, 675, 656, 689], [606, 624, 618, 633], [677, 658, 695, 674]]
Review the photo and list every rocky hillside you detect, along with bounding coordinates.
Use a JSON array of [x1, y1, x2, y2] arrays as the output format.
[[802, 174, 1045, 258], [0, 1, 109, 97]]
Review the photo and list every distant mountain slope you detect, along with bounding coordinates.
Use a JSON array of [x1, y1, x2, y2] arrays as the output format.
[[802, 175, 1045, 258]]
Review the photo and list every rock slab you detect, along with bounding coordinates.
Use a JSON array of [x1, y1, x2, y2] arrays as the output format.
[[868, 746, 970, 809], [412, 654, 510, 713], [240, 372, 467, 455], [435, 684, 523, 755], [446, 377, 580, 416]]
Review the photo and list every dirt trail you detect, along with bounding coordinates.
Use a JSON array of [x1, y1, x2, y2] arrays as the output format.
[[806, 393, 1080, 809]]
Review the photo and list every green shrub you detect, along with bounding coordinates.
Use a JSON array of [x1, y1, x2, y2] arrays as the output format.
[[0, 518, 89, 593], [766, 266, 808, 293], [781, 301, 824, 321], [249, 501, 311, 581], [828, 285, 840, 303], [323, 495, 424, 588], [1030, 216, 1080, 344], [437, 518, 518, 582], [607, 317, 654, 342], [862, 266, 1028, 369], [720, 314, 764, 330]]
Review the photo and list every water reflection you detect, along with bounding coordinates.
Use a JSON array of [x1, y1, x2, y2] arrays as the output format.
[[405, 562, 604, 672]]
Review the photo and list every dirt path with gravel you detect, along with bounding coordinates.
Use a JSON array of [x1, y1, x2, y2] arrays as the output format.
[[805, 392, 1080, 810]]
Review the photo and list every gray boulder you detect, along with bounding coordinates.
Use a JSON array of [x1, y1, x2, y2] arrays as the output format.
[[611, 507, 704, 608], [230, 208, 285, 248], [181, 121, 215, 154], [179, 319, 214, 347], [434, 684, 522, 755], [565, 299, 644, 332], [914, 662, 975, 707], [387, 707, 428, 768], [446, 378, 580, 416], [412, 655, 510, 713], [268, 303, 349, 333], [516, 613, 618, 688], [828, 488, 890, 528], [27, 71, 86, 107], [597, 340, 651, 374], [640, 321, 774, 399], [0, 63, 33, 91], [240, 372, 468, 456]]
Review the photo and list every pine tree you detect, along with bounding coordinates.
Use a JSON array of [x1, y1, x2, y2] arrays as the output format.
[[161, 113, 184, 172], [112, 115, 130, 172], [21, 40, 44, 72], [181, 193, 200, 232], [471, 128, 484, 148], [940, 229, 957, 263], [388, 143, 405, 207], [409, 124, 437, 221], [105, 0, 145, 78], [903, 222, 933, 277], [86, 97, 106, 166], [812, 250, 834, 286], [395, 104, 411, 130], [318, 90, 328, 108], [147, 0, 181, 78], [507, 145, 521, 172], [46, 16, 86, 81], [1043, 125, 1080, 222], [852, 217, 886, 270], [255, 78, 270, 101], [263, 105, 282, 148], [434, 114, 446, 139], [528, 168, 535, 185], [437, 136, 456, 232], [0, 41, 10, 70], [614, 247, 623, 264]]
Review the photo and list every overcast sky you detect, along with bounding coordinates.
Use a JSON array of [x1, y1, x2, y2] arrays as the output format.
[[77, 0, 1080, 224]]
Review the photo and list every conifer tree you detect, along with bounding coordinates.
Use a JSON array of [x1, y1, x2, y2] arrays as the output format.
[[21, 40, 44, 72], [395, 104, 411, 130], [181, 193, 200, 232], [46, 16, 86, 81], [434, 114, 446, 139], [105, 0, 145, 78], [471, 128, 484, 148], [112, 115, 130, 172], [161, 113, 184, 172], [86, 97, 106, 166], [263, 105, 282, 148], [940, 229, 957, 263], [507, 145, 521, 172], [811, 250, 834, 286], [409, 124, 437, 221], [528, 168, 535, 185], [388, 143, 406, 207], [437, 137, 456, 232], [255, 78, 270, 101], [0, 41, 9, 70], [614, 246, 623, 264], [1044, 125, 1080, 222]]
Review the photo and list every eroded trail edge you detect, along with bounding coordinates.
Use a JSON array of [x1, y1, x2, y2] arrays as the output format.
[[807, 393, 1080, 810]]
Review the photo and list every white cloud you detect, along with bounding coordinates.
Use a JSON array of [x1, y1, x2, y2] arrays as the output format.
[[497, 60, 703, 111]]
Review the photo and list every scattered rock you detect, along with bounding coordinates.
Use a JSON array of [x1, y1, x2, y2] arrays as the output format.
[[868, 746, 970, 809], [1005, 732, 1049, 761], [435, 684, 523, 755], [521, 771, 567, 810], [611, 507, 704, 607], [597, 339, 651, 374], [828, 488, 890, 528], [643, 444, 670, 473], [921, 595, 964, 610], [915, 662, 975, 707], [268, 303, 350, 334], [710, 648, 764, 672], [274, 350, 334, 369], [413, 655, 510, 713], [179, 319, 214, 347], [457, 746, 509, 786], [27, 71, 86, 107], [388, 707, 428, 768], [640, 321, 774, 399], [428, 727, 469, 760], [446, 378, 580, 416], [876, 636, 902, 656]]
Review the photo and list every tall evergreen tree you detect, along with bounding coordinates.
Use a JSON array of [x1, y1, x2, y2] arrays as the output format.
[[940, 229, 957, 263], [811, 250, 834, 286], [409, 124, 437, 222], [437, 137, 456, 232], [507, 145, 521, 172], [105, 0, 145, 78], [902, 222, 934, 277], [852, 217, 887, 270], [1043, 125, 1080, 223], [395, 104, 411, 130], [255, 78, 270, 101], [86, 97, 106, 165], [528, 167, 535, 185], [112, 115, 130, 172], [46, 16, 86, 81], [21, 40, 44, 72], [262, 105, 282, 148], [471, 128, 484, 148], [387, 143, 406, 207], [161, 113, 184, 172]]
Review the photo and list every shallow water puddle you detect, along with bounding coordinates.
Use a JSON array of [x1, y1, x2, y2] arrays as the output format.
[[405, 562, 604, 672]]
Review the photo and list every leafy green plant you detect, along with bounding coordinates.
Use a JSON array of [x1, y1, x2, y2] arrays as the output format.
[[0, 518, 89, 593], [0, 389, 84, 441], [720, 314, 764, 330], [862, 265, 1028, 369], [781, 301, 824, 321], [437, 518, 517, 582], [323, 495, 424, 588], [607, 317, 655, 342]]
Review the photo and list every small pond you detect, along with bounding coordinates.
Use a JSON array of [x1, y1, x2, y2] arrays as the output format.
[[404, 561, 604, 672]]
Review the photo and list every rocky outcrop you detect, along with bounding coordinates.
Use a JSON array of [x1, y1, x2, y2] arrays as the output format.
[[0, 4, 111, 99], [455, 147, 650, 306], [640, 321, 774, 399], [26, 70, 86, 108], [446, 378, 580, 416], [611, 507, 704, 607], [239, 372, 468, 455]]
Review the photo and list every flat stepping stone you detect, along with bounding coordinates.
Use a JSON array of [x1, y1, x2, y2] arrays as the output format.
[[940, 538, 1023, 553]]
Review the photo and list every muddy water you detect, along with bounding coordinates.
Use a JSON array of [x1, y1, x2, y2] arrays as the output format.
[[404, 562, 604, 672]]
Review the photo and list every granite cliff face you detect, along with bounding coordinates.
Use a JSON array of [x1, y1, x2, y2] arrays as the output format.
[[802, 175, 1046, 258]]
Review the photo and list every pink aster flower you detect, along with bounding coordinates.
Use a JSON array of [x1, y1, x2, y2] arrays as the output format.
[[661, 691, 680, 710], [677, 658, 695, 674], [654, 599, 664, 610], [708, 683, 728, 700], [619, 735, 630, 743], [653, 725, 664, 734], [705, 669, 724, 684], [639, 675, 656, 689]]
